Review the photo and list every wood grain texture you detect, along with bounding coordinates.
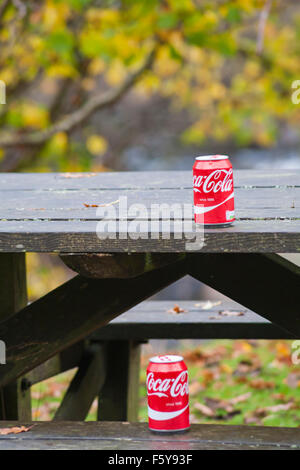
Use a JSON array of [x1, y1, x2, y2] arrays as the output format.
[[0, 421, 299, 450], [92, 300, 293, 340], [0, 254, 31, 421], [0, 170, 299, 253], [0, 258, 186, 387], [54, 344, 106, 421], [98, 341, 141, 422], [188, 253, 300, 337]]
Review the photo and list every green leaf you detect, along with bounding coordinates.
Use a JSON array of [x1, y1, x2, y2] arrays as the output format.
[[185, 31, 206, 47], [168, 43, 183, 62], [157, 12, 178, 30], [226, 7, 242, 24]]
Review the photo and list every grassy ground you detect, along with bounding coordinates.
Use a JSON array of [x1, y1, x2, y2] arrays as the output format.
[[32, 339, 300, 427]]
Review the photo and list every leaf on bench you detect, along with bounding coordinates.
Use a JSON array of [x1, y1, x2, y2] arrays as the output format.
[[0, 425, 34, 435]]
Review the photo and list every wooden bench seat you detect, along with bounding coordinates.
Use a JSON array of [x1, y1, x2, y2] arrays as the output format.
[[17, 299, 292, 424], [0, 422, 299, 450], [93, 300, 293, 340]]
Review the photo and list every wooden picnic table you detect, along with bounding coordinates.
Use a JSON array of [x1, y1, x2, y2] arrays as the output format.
[[0, 169, 299, 450]]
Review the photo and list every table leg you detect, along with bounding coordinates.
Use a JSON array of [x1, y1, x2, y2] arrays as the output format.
[[98, 340, 141, 422], [0, 253, 31, 420]]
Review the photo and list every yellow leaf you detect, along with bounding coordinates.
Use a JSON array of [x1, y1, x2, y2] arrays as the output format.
[[47, 64, 77, 79], [86, 135, 108, 155], [276, 342, 290, 359], [88, 58, 105, 76], [22, 104, 48, 129], [51, 132, 68, 152]]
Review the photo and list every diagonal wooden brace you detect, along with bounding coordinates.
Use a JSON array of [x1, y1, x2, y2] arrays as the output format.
[[0, 256, 187, 388], [188, 253, 300, 337]]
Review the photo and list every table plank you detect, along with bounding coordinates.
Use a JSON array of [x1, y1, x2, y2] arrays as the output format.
[[0, 422, 299, 450], [0, 170, 299, 190], [0, 171, 299, 252], [0, 219, 299, 252], [0, 187, 298, 220], [92, 300, 293, 339]]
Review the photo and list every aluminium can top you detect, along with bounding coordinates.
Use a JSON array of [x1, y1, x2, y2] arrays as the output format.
[[195, 155, 229, 161], [149, 355, 184, 364]]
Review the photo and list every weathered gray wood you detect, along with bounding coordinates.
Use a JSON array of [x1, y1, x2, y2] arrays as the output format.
[[26, 342, 85, 386], [0, 421, 299, 450], [92, 300, 293, 340], [0, 257, 186, 387], [0, 219, 300, 253], [0, 187, 298, 219], [98, 341, 141, 422], [0, 169, 299, 190], [60, 253, 184, 278], [188, 253, 300, 337], [54, 344, 106, 421], [0, 254, 31, 421], [0, 170, 299, 253]]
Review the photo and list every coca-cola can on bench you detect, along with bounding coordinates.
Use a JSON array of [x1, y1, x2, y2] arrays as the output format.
[[146, 355, 189, 433], [193, 155, 235, 226]]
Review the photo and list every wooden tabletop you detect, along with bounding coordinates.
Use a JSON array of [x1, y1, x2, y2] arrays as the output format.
[[0, 169, 299, 253]]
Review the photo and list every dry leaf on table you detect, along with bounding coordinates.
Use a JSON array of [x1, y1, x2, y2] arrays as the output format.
[[167, 304, 188, 314]]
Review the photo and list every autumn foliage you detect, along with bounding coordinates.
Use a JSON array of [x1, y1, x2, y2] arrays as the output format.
[[0, 0, 299, 171]]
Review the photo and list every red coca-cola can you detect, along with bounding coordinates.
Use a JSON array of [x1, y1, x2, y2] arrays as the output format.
[[193, 155, 235, 226], [146, 355, 189, 433]]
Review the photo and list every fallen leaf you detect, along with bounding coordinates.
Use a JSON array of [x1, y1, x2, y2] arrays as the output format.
[[194, 402, 215, 417], [167, 304, 187, 314], [218, 310, 245, 317], [265, 402, 294, 413], [229, 392, 252, 405], [249, 378, 275, 390], [189, 380, 203, 396], [285, 372, 300, 389], [276, 342, 290, 358], [62, 173, 97, 178], [233, 359, 261, 377], [0, 425, 34, 435], [194, 301, 221, 310], [83, 199, 119, 208]]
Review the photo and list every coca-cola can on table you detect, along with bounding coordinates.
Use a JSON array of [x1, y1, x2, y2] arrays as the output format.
[[146, 355, 189, 433], [193, 155, 235, 227]]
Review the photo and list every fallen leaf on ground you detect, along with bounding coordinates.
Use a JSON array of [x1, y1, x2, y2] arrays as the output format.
[[265, 402, 294, 412], [229, 392, 252, 405], [194, 402, 215, 417], [188, 380, 204, 396], [195, 397, 242, 421], [233, 359, 261, 377], [0, 425, 34, 435], [167, 304, 187, 314], [285, 372, 300, 389], [249, 378, 275, 390]]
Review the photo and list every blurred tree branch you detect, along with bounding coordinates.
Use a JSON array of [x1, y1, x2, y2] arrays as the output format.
[[256, 0, 273, 55], [0, 46, 157, 168]]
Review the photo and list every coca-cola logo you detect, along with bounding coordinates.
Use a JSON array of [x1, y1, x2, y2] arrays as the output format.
[[193, 169, 233, 193], [146, 371, 189, 398]]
